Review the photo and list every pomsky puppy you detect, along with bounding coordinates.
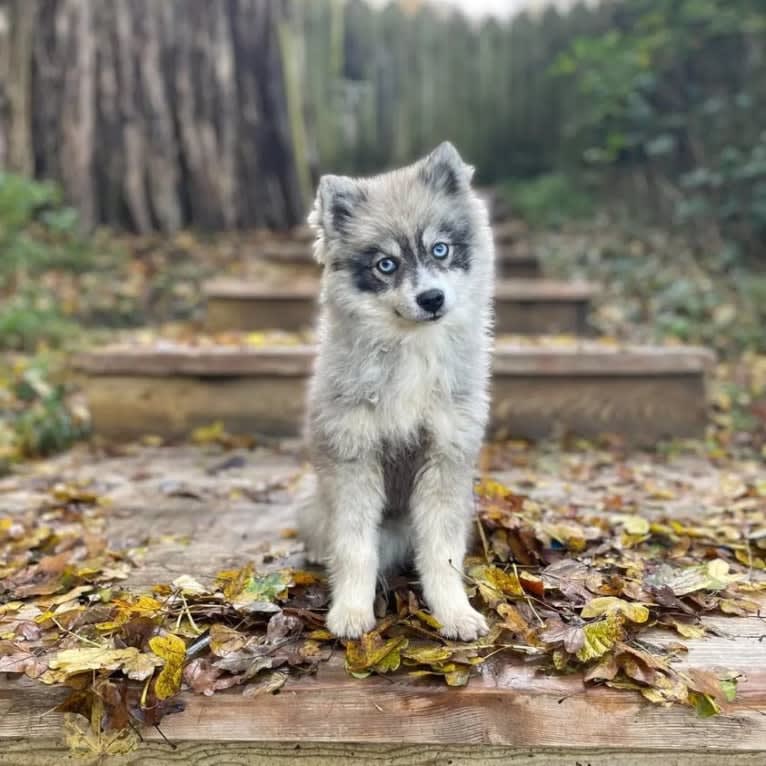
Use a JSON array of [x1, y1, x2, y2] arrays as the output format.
[[298, 142, 494, 641]]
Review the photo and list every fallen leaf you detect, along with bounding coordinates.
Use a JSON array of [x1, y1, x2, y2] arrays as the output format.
[[581, 597, 650, 623], [148, 633, 186, 700]]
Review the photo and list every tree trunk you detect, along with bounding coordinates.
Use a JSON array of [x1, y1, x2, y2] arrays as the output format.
[[4, 0, 37, 175]]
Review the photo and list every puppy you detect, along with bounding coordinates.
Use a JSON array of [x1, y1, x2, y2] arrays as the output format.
[[298, 142, 494, 641]]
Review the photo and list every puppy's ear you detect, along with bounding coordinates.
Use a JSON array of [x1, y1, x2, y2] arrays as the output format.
[[308, 175, 365, 263], [419, 141, 474, 196]]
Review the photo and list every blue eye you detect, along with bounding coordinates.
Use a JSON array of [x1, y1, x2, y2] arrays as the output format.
[[432, 242, 450, 259], [376, 257, 398, 274]]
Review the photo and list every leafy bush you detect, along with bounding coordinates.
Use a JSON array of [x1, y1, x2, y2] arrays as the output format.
[[555, 0, 766, 262], [537, 220, 766, 356], [0, 174, 102, 350], [0, 355, 89, 471], [498, 173, 595, 228]]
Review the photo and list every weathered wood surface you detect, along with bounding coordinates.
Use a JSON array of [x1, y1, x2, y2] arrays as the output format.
[[78, 375, 307, 440], [202, 278, 593, 334], [3, 0, 309, 231], [0, 447, 764, 761], [205, 279, 319, 332], [2, 743, 765, 766], [74, 342, 714, 378], [72, 342, 713, 442]]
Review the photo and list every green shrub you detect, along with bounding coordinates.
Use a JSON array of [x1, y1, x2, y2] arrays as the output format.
[[498, 173, 595, 228], [0, 174, 102, 350], [0, 354, 89, 468]]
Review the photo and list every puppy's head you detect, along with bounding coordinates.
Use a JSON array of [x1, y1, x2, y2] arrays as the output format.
[[310, 142, 490, 328]]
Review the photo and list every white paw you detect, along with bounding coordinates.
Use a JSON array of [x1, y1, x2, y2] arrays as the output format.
[[326, 603, 376, 639], [436, 606, 489, 642]]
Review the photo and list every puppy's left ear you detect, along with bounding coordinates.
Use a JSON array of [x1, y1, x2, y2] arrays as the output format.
[[419, 141, 475, 196]]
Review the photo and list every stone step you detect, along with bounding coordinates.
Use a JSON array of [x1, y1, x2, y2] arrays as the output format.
[[74, 341, 714, 445], [259, 240, 542, 279], [204, 278, 593, 335]]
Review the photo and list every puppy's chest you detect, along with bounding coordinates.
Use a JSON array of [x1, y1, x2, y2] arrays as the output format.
[[360, 344, 451, 435]]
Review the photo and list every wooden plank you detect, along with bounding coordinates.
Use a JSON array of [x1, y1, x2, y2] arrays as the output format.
[[72, 344, 315, 377], [1, 449, 763, 757], [2, 741, 765, 766], [492, 343, 716, 376], [74, 343, 714, 378], [78, 375, 307, 440], [495, 279, 594, 302], [72, 343, 713, 442], [497, 252, 541, 279], [203, 278, 594, 335]]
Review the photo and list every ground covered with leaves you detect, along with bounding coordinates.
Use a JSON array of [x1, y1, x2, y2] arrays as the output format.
[[0, 440, 763, 754]]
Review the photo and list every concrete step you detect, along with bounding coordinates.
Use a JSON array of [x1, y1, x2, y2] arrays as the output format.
[[74, 341, 714, 445], [204, 278, 594, 335]]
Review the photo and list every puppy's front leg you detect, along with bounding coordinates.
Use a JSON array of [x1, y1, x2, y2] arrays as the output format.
[[324, 458, 384, 639], [411, 458, 488, 641]]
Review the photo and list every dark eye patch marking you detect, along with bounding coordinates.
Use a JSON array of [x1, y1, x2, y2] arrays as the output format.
[[341, 245, 403, 294], [438, 218, 474, 271]]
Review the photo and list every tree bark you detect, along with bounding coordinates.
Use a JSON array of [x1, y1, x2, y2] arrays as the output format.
[[4, 0, 313, 231], [4, 0, 37, 175]]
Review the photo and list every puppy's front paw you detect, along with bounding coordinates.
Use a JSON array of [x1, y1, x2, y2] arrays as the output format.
[[437, 606, 489, 642], [326, 604, 376, 639]]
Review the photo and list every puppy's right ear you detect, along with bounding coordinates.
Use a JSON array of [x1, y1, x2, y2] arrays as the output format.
[[308, 175, 365, 263]]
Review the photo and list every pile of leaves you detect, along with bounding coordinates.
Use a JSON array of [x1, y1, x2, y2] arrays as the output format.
[[1, 474, 764, 754]]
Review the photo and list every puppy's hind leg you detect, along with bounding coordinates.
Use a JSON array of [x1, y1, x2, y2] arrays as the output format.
[[295, 473, 329, 566]]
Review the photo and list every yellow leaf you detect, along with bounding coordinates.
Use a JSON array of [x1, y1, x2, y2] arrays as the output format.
[[735, 549, 766, 570], [47, 647, 141, 680], [705, 559, 746, 589], [670, 621, 706, 639], [470, 564, 523, 606], [641, 675, 688, 706], [576, 613, 625, 662], [474, 479, 513, 500], [581, 597, 650, 624], [622, 516, 650, 536], [148, 634, 186, 700], [401, 644, 454, 665], [209, 624, 248, 656], [122, 652, 163, 681], [445, 666, 471, 686], [172, 575, 208, 595], [345, 634, 408, 674], [191, 421, 226, 445], [413, 610, 443, 630]]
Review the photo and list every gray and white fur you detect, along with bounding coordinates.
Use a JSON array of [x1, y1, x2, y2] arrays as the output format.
[[298, 142, 494, 641]]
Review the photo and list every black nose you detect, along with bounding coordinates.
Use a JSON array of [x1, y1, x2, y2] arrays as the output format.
[[416, 288, 445, 314]]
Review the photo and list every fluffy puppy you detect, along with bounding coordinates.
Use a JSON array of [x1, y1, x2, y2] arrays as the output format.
[[298, 142, 494, 640]]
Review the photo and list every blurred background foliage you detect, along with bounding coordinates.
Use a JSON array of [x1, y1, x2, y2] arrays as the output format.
[[0, 0, 765, 460]]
